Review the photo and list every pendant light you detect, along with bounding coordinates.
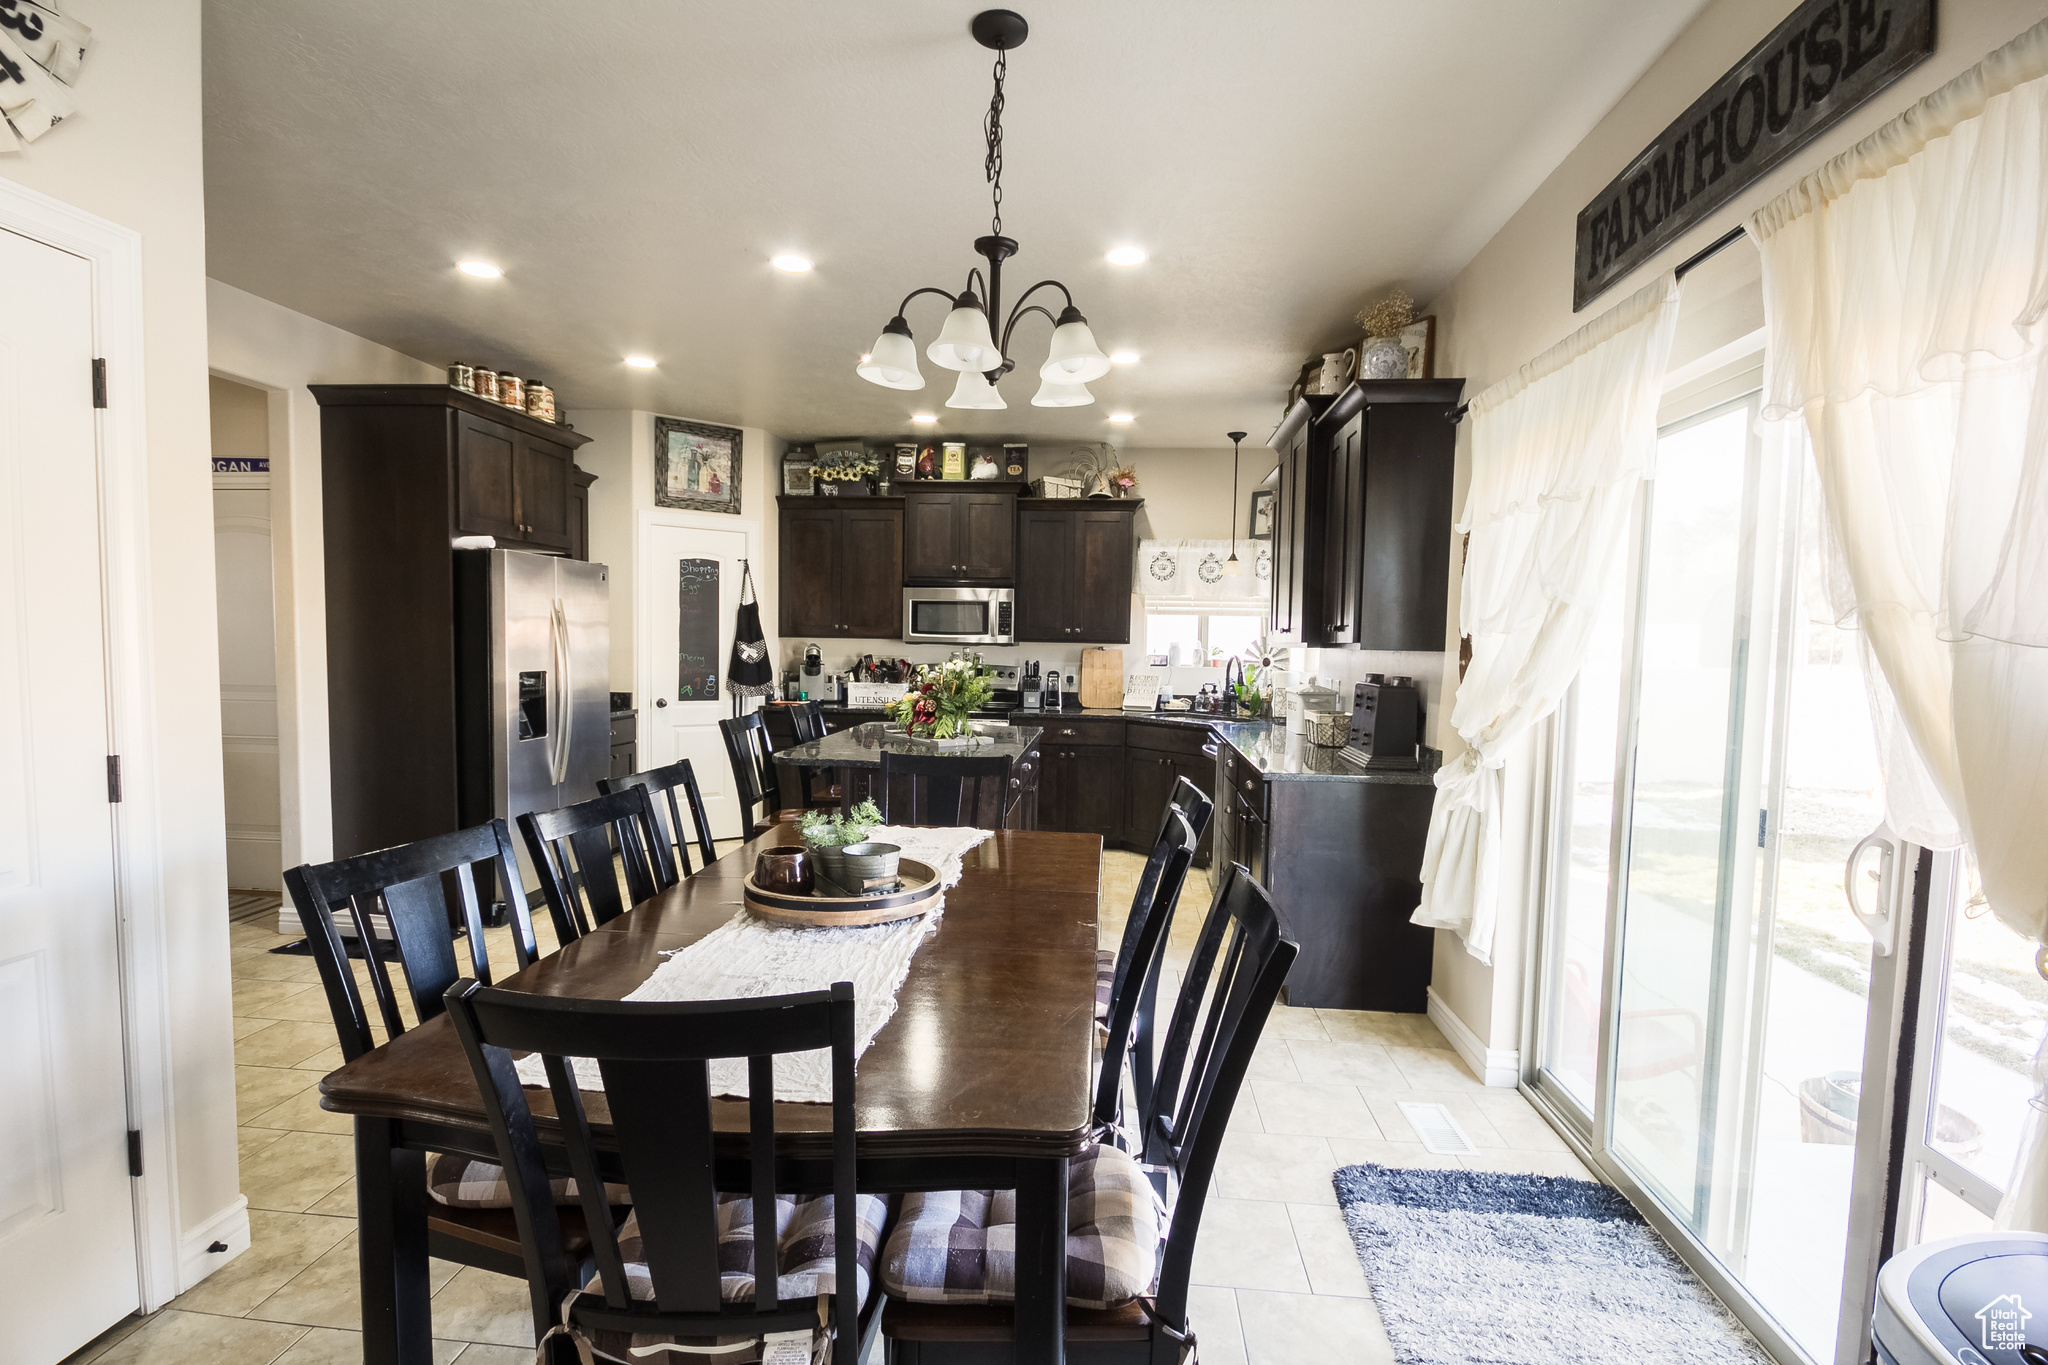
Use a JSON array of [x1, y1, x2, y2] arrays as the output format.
[[1223, 431, 1248, 576], [855, 11, 1119, 406]]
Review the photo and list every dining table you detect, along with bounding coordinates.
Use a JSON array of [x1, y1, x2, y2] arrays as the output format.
[[319, 825, 1103, 1365]]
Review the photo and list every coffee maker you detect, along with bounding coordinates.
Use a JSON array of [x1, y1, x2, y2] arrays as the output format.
[[799, 644, 840, 703], [1347, 674, 1423, 767]]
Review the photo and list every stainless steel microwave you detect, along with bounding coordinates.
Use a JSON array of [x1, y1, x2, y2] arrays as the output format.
[[902, 586, 1015, 645]]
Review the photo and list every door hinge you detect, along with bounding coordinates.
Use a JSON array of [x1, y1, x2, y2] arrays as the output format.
[[107, 755, 123, 803], [92, 358, 108, 409], [127, 1129, 143, 1177]]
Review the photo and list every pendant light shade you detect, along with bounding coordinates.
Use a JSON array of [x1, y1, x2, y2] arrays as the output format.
[[928, 293, 1001, 372], [856, 317, 924, 389], [1039, 305, 1112, 383], [1030, 376, 1094, 407], [945, 367, 1008, 409], [1223, 553, 1246, 576]]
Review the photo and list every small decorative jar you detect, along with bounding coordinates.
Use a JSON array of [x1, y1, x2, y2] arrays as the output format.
[[472, 368, 499, 402], [447, 363, 474, 391], [525, 382, 556, 423], [1359, 334, 1410, 380], [497, 374, 525, 411]]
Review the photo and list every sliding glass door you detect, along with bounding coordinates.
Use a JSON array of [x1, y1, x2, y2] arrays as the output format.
[[1530, 396, 1932, 1365]]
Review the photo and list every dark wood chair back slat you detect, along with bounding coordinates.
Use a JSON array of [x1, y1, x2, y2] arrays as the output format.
[[720, 712, 787, 838], [788, 700, 827, 743], [1142, 864, 1297, 1331], [1093, 806, 1198, 1133], [601, 759, 717, 879], [1123, 776, 1213, 1116], [282, 820, 537, 1062], [517, 786, 668, 945], [444, 979, 862, 1358], [876, 750, 1015, 829]]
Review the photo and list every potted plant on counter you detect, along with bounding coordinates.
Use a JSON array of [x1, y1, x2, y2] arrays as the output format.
[[797, 798, 883, 889], [886, 659, 993, 742], [808, 448, 881, 495]]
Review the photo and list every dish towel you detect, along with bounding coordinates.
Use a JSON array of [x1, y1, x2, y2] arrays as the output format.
[[513, 825, 993, 1103]]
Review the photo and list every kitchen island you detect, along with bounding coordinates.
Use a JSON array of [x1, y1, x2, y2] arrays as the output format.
[[775, 721, 1042, 829]]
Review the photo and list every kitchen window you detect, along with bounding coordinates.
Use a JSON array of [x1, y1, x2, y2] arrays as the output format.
[[1144, 606, 1264, 666]]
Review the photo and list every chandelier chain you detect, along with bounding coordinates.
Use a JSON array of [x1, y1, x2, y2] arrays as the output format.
[[984, 48, 1005, 237]]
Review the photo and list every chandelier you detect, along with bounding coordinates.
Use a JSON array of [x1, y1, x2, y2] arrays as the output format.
[[855, 9, 1112, 409]]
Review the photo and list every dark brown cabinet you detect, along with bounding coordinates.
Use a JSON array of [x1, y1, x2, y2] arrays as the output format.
[[608, 711, 637, 781], [1267, 380, 1462, 651], [310, 384, 593, 858], [777, 497, 903, 638], [902, 489, 1015, 584], [1015, 502, 1140, 643], [569, 468, 597, 562], [1121, 722, 1216, 866], [1040, 743, 1125, 840]]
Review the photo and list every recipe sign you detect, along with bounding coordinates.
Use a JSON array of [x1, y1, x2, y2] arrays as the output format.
[[1573, 0, 1934, 310]]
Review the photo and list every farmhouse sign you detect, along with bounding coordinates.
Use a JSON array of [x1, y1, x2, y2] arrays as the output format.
[[1574, 0, 1934, 310]]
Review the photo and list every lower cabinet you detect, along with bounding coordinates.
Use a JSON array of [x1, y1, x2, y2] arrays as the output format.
[[608, 711, 637, 781], [1039, 744, 1124, 841]]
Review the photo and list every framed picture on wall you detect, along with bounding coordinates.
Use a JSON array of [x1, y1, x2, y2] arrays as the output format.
[[1248, 487, 1275, 540], [655, 416, 743, 514], [1400, 316, 1437, 380]]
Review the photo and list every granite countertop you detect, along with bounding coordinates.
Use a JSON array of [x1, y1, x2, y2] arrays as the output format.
[[777, 720, 1042, 769], [1214, 722, 1438, 783]]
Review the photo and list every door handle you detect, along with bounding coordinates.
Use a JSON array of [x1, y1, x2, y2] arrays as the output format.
[[655, 697, 668, 708], [1844, 825, 1900, 956], [549, 599, 572, 786]]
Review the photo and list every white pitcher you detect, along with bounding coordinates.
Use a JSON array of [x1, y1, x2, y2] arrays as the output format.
[[1313, 348, 1357, 395]]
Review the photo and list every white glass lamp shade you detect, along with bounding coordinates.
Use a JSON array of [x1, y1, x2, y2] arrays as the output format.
[[928, 296, 1001, 372], [944, 367, 1008, 409], [1040, 308, 1112, 383], [1030, 376, 1094, 407], [857, 323, 924, 390], [1222, 552, 1246, 577]]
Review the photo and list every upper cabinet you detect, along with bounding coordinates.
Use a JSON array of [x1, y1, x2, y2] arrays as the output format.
[[902, 488, 1016, 584], [1016, 501, 1140, 643], [313, 384, 592, 558], [777, 497, 904, 639], [1267, 380, 1462, 651]]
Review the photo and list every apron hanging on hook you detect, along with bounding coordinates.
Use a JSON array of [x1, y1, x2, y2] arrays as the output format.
[[726, 557, 774, 713]]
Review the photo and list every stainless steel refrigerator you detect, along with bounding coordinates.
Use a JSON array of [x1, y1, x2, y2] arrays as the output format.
[[454, 549, 611, 890]]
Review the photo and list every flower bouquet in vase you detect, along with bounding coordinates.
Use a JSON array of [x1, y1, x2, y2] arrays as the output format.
[[886, 659, 994, 745]]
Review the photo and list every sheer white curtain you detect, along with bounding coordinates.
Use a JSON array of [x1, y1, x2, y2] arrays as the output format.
[[1747, 16, 2048, 1226], [1414, 275, 1682, 963]]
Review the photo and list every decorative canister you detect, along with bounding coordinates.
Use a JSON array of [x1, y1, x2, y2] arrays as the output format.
[[497, 374, 525, 411], [447, 363, 474, 391], [472, 368, 499, 402], [525, 382, 556, 423], [1359, 334, 1411, 380]]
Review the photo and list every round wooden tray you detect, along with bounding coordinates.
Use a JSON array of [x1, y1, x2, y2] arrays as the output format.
[[742, 858, 941, 927]]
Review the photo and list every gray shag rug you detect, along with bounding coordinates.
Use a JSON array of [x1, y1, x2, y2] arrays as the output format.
[[1334, 1163, 1772, 1365]]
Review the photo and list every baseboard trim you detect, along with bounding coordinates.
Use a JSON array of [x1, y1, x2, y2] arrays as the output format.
[[1426, 987, 1520, 1087], [179, 1198, 250, 1292]]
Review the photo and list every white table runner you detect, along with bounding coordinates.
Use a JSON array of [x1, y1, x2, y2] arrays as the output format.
[[513, 825, 992, 1103]]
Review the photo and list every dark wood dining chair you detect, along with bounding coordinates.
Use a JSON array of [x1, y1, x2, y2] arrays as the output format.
[[876, 750, 1015, 828], [600, 759, 717, 879], [283, 822, 605, 1279], [878, 863, 1298, 1361], [720, 711, 809, 839], [517, 786, 669, 945], [1093, 805, 1199, 1143], [786, 700, 842, 807], [444, 978, 888, 1365]]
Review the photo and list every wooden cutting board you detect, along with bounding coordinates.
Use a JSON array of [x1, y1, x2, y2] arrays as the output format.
[[1079, 647, 1124, 710]]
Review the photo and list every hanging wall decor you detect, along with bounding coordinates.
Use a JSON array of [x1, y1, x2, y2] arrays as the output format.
[[654, 416, 743, 514], [0, 0, 90, 151]]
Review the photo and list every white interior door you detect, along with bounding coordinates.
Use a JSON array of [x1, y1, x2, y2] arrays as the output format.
[[212, 479, 282, 891], [641, 521, 753, 841], [0, 227, 141, 1358]]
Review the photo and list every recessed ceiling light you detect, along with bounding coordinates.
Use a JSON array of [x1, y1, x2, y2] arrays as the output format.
[[1108, 412, 1135, 423], [457, 260, 503, 279], [772, 254, 814, 273], [1110, 350, 1140, 365], [1106, 246, 1147, 266], [624, 355, 657, 369], [911, 412, 938, 424]]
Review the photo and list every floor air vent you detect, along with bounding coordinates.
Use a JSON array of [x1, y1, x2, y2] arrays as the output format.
[[1399, 1102, 1478, 1156]]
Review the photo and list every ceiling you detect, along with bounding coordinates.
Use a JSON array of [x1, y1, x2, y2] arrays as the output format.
[[201, 0, 1706, 448]]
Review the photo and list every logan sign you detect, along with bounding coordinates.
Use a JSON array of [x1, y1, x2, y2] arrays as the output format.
[[1574, 0, 1934, 310]]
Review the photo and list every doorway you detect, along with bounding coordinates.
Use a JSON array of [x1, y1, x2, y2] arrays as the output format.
[[640, 519, 756, 840], [208, 376, 284, 911]]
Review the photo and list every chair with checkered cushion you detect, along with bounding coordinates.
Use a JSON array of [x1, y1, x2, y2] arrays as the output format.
[[1097, 777, 1212, 1124], [445, 978, 884, 1364], [284, 822, 622, 1279], [880, 863, 1297, 1363]]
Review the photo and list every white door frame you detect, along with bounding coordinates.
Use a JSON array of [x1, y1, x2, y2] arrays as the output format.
[[0, 177, 187, 1310]]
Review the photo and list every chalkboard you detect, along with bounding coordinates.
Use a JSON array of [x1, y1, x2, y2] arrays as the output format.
[[677, 558, 721, 701]]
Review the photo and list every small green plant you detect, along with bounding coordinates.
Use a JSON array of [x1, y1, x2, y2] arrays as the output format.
[[797, 799, 883, 847]]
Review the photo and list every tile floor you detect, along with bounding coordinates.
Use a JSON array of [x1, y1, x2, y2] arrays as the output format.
[[66, 846, 1592, 1365]]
